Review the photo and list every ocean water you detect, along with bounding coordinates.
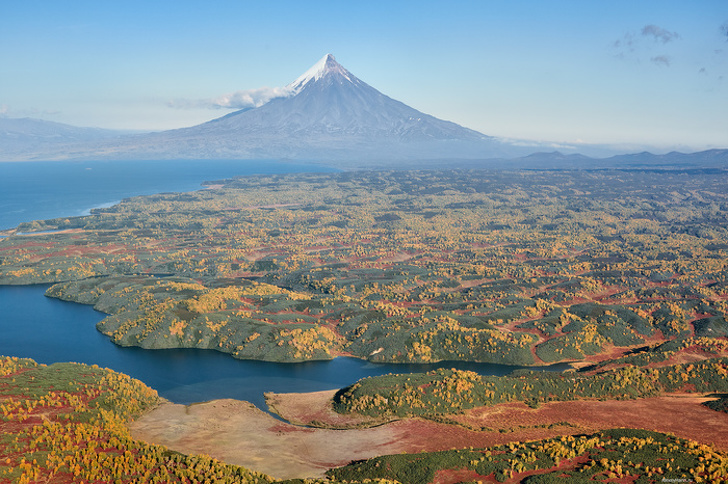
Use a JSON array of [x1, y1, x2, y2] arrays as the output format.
[[0, 159, 336, 230], [0, 160, 567, 408]]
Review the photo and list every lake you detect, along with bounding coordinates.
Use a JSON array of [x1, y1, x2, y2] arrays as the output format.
[[0, 160, 567, 410]]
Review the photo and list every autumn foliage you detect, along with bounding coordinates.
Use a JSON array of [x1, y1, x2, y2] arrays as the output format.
[[0, 356, 272, 484]]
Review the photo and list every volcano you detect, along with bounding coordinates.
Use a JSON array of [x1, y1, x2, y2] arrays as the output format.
[[202, 54, 492, 145], [141, 53, 522, 163], [2, 55, 533, 164]]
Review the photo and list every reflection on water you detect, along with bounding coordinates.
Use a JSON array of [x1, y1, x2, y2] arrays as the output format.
[[0, 285, 568, 409]]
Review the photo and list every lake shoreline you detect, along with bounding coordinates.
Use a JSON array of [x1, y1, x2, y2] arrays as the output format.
[[1, 283, 570, 411]]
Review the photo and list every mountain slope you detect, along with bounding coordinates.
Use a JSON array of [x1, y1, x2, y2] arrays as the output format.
[[203, 54, 490, 141], [110, 54, 520, 163], [0, 117, 128, 159], [0, 55, 530, 163]]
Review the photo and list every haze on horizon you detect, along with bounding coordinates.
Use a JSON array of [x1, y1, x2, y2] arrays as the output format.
[[1, 0, 727, 154]]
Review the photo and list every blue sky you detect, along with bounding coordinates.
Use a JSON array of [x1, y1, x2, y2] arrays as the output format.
[[1, 0, 727, 152]]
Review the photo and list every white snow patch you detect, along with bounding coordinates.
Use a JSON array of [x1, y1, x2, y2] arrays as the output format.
[[286, 54, 354, 93]]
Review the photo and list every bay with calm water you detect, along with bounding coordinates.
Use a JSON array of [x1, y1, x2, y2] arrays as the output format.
[[0, 159, 336, 230], [0, 160, 567, 410]]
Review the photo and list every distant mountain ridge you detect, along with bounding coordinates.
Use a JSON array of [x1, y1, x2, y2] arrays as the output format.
[[0, 54, 726, 169], [507, 149, 728, 170], [0, 117, 127, 160]]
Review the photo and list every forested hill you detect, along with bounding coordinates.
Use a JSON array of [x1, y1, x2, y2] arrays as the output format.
[[0, 169, 726, 365]]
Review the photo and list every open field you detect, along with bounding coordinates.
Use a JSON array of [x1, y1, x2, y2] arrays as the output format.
[[130, 398, 407, 480], [132, 390, 728, 481]]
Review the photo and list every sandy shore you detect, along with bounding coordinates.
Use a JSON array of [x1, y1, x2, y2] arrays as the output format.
[[131, 392, 728, 480], [130, 398, 409, 480]]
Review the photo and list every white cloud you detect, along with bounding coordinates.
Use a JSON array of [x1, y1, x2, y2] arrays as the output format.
[[168, 86, 293, 111], [208, 86, 294, 109]]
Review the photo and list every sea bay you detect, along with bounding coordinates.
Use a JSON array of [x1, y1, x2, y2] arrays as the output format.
[[0, 159, 336, 230]]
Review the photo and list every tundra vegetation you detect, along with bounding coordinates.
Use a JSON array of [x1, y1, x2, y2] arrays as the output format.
[[0, 356, 272, 484], [333, 352, 728, 417], [2, 355, 727, 483], [326, 428, 728, 483], [1, 169, 726, 366], [1, 169, 728, 482]]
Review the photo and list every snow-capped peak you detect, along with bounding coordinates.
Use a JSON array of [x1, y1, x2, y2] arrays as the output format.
[[286, 54, 353, 93]]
